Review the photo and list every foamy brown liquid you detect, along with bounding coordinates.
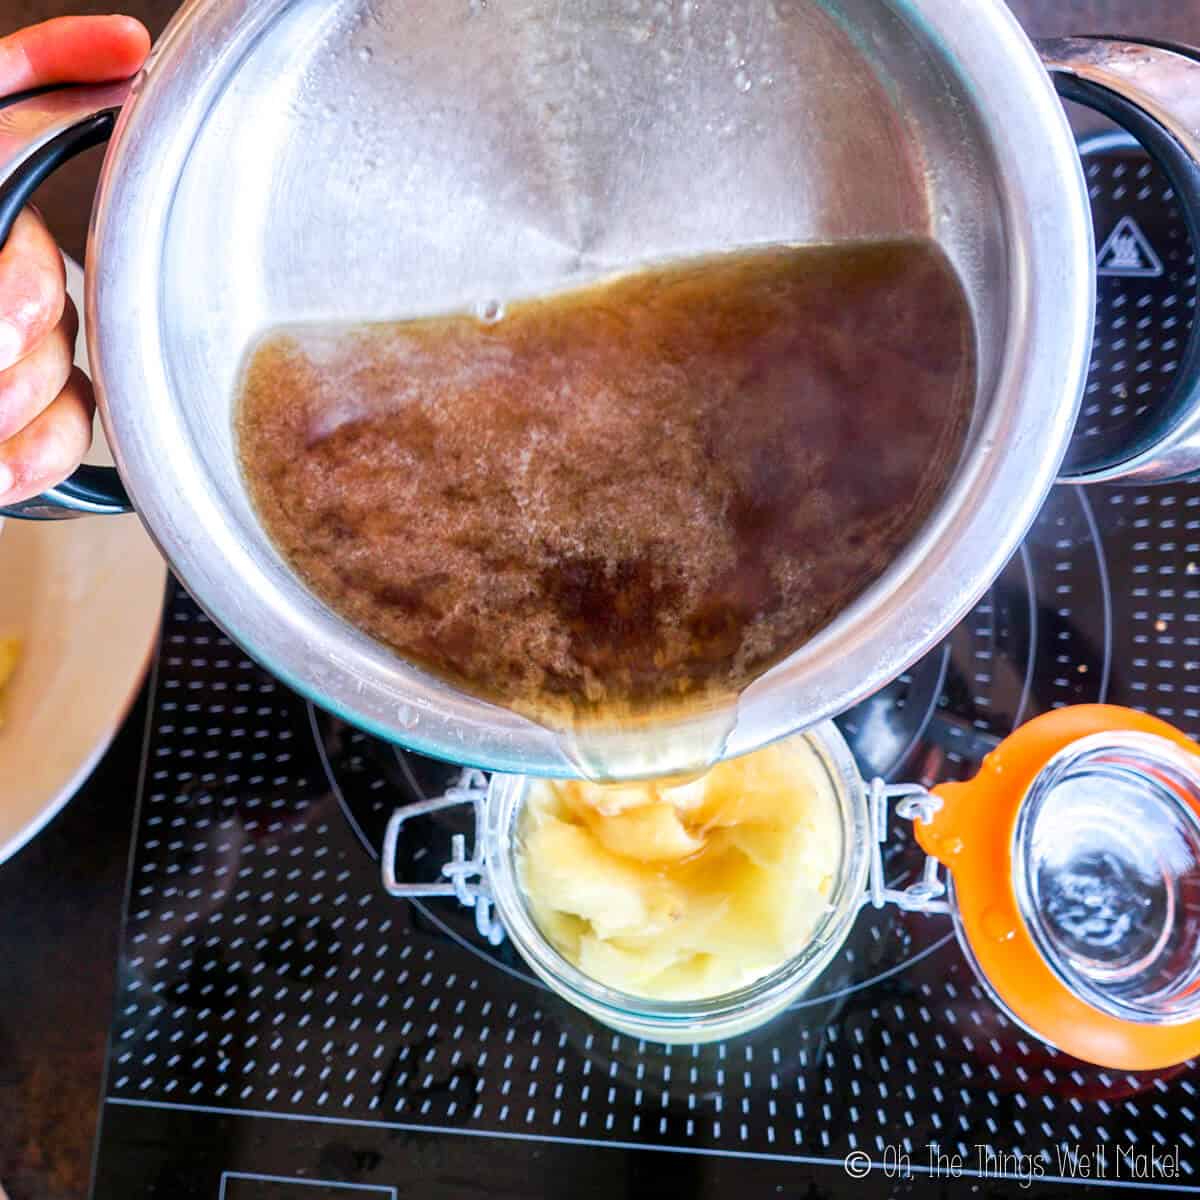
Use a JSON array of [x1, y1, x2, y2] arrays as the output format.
[[236, 240, 975, 726]]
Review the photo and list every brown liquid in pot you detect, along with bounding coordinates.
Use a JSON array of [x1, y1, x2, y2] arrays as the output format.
[[236, 239, 975, 725]]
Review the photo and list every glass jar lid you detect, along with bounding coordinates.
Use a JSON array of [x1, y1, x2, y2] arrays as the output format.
[[1014, 731, 1200, 1026], [918, 704, 1200, 1070]]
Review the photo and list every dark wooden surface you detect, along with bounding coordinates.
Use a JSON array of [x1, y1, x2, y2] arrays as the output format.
[[0, 2, 1198, 1198]]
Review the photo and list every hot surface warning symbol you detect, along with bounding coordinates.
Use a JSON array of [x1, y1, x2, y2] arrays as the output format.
[[1096, 215, 1164, 278]]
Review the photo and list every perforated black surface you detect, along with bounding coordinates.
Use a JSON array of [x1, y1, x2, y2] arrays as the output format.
[[92, 141, 1200, 1198], [1064, 138, 1198, 476]]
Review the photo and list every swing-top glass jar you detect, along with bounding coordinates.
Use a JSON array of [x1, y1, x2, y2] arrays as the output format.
[[383, 705, 1200, 1068]]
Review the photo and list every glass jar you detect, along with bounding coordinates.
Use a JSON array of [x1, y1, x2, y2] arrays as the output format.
[[483, 726, 876, 1044], [382, 705, 1200, 1066]]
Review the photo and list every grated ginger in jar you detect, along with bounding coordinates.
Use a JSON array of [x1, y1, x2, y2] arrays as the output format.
[[516, 737, 842, 1001]]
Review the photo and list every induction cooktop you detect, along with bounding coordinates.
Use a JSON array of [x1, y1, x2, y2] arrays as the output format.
[[89, 137, 1199, 1199]]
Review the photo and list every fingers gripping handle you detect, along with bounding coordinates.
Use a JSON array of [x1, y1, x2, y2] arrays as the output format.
[[0, 83, 132, 519], [1040, 38, 1200, 484]]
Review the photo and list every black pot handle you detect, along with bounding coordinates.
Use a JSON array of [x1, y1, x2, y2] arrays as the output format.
[[0, 83, 133, 519], [1039, 38, 1200, 484]]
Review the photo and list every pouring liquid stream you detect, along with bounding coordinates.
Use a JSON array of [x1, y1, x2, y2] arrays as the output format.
[[236, 238, 976, 780]]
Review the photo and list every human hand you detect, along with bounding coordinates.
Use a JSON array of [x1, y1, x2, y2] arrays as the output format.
[[0, 16, 150, 506]]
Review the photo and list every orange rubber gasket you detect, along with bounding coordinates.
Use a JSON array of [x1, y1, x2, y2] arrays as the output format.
[[918, 704, 1200, 1071]]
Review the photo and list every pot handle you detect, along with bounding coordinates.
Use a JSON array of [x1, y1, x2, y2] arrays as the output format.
[[1038, 38, 1200, 484], [0, 82, 134, 519]]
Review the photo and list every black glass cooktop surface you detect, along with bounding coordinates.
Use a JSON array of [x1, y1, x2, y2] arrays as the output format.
[[90, 138, 1200, 1198]]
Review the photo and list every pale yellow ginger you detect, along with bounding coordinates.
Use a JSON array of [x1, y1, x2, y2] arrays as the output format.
[[517, 738, 841, 1001]]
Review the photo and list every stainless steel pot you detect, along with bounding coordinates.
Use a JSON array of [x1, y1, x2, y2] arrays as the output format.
[[2, 1, 1198, 779]]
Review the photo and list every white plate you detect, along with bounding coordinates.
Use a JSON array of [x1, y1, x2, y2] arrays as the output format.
[[0, 257, 167, 863]]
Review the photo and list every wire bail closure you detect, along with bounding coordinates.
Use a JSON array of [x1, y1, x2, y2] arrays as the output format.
[[866, 778, 950, 914], [381, 768, 504, 945]]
